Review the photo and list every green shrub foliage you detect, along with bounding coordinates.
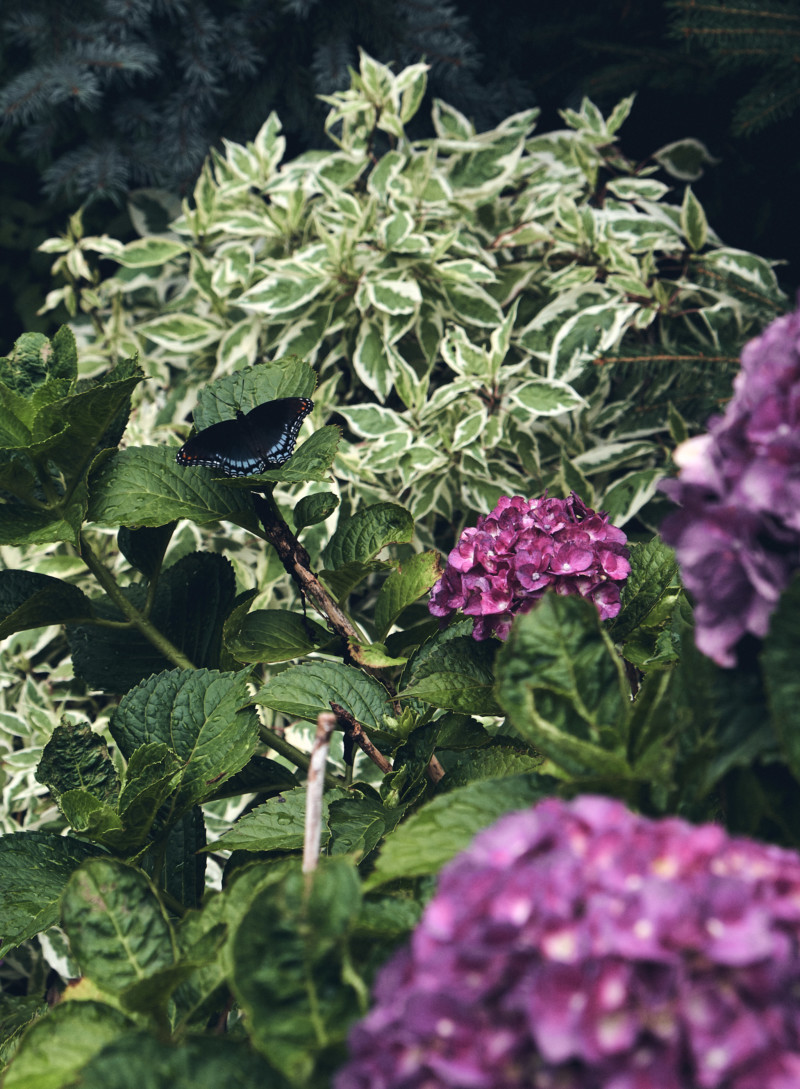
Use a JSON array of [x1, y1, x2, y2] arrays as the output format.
[[41, 53, 786, 545], [1, 51, 797, 1089], [1, 321, 798, 1085]]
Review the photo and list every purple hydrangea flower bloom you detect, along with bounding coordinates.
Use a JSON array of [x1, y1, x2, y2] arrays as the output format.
[[429, 493, 630, 640], [661, 305, 800, 667], [336, 796, 800, 1089]]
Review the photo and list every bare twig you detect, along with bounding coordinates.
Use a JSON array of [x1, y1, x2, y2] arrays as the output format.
[[303, 712, 337, 877]]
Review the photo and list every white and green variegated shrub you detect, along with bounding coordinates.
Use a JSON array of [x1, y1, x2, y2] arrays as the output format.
[[40, 50, 786, 540]]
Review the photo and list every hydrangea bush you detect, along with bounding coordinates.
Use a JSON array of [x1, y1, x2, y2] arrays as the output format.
[[429, 492, 631, 639], [661, 302, 800, 667], [337, 795, 800, 1089]]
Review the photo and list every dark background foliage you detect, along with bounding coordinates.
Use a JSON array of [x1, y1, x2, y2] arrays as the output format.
[[1, 0, 798, 345]]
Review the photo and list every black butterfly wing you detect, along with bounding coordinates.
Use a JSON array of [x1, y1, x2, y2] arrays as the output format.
[[176, 397, 313, 477], [242, 397, 314, 472]]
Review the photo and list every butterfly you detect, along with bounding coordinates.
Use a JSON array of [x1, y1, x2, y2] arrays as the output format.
[[176, 396, 313, 477]]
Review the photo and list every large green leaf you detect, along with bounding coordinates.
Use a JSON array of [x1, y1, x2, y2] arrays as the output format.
[[0, 832, 103, 956], [494, 594, 634, 778], [228, 857, 362, 1084], [256, 660, 390, 731], [36, 722, 119, 803], [68, 1033, 282, 1089], [0, 571, 94, 639], [111, 668, 260, 809], [61, 857, 177, 995], [208, 786, 349, 854], [373, 551, 441, 642], [322, 502, 414, 569], [401, 635, 501, 715], [225, 608, 334, 664], [88, 447, 259, 530], [2, 1001, 133, 1089], [68, 552, 238, 693], [366, 774, 552, 888]]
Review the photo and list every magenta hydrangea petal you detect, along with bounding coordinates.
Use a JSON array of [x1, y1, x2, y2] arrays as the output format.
[[428, 492, 630, 640], [336, 797, 800, 1089], [661, 301, 800, 667]]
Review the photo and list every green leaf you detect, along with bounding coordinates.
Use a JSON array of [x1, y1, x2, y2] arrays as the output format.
[[444, 281, 504, 326], [548, 302, 637, 382], [608, 537, 680, 642], [238, 272, 330, 316], [442, 739, 544, 788], [327, 793, 393, 859], [69, 1032, 280, 1089], [366, 774, 552, 888], [88, 447, 259, 531], [401, 635, 501, 715], [225, 608, 334, 664], [36, 722, 119, 803], [2, 1001, 133, 1089], [228, 857, 362, 1084], [0, 832, 103, 956], [256, 660, 390, 731], [322, 502, 414, 569], [320, 559, 391, 602], [192, 361, 317, 426], [116, 238, 187, 268], [61, 857, 176, 995], [208, 786, 348, 853], [380, 210, 414, 250], [364, 277, 422, 315], [509, 377, 585, 417], [137, 314, 223, 351], [373, 551, 442, 641], [111, 668, 260, 810], [681, 186, 708, 252], [494, 594, 633, 778], [0, 571, 93, 639], [117, 523, 176, 579], [153, 807, 207, 911], [293, 490, 339, 530], [68, 552, 238, 693], [57, 790, 127, 847], [115, 742, 186, 847], [600, 468, 663, 526], [653, 137, 720, 182], [396, 61, 428, 122], [0, 496, 86, 548]]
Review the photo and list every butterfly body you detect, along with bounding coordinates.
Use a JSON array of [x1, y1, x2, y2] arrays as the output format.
[[176, 396, 313, 476]]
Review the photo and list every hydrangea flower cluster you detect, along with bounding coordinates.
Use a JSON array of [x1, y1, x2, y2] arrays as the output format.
[[661, 304, 800, 667], [336, 795, 800, 1089], [428, 492, 630, 640]]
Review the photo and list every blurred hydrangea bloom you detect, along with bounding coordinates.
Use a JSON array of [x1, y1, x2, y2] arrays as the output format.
[[661, 305, 800, 667], [336, 795, 800, 1089], [428, 492, 630, 640]]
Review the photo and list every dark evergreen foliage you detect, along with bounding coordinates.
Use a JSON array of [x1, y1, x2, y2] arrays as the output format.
[[666, 0, 800, 135], [0, 0, 526, 205]]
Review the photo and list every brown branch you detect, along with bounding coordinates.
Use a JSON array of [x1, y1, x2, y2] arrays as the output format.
[[251, 491, 363, 644], [251, 490, 445, 783], [330, 702, 393, 774]]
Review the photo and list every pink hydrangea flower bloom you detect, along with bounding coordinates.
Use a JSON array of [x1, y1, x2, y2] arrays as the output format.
[[429, 493, 630, 639], [661, 304, 800, 667], [336, 796, 800, 1089]]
